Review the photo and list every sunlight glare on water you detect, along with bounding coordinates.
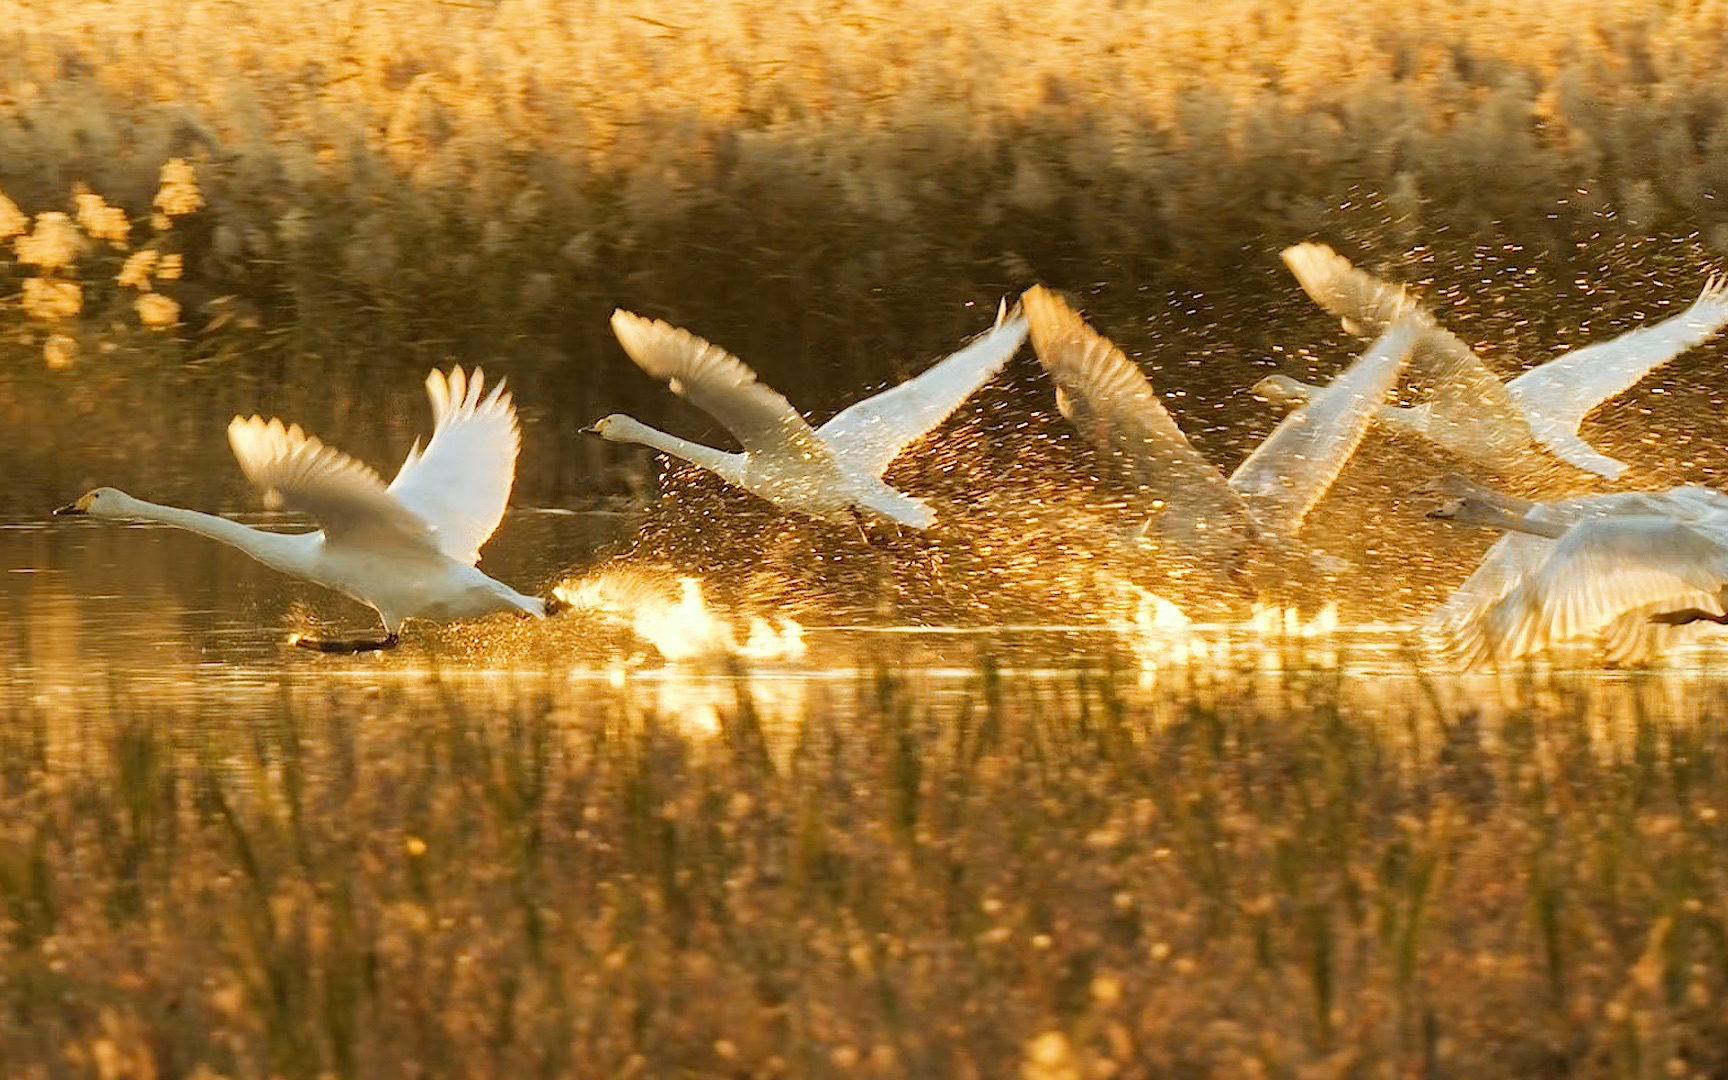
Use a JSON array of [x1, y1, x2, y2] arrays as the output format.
[[552, 566, 807, 664]]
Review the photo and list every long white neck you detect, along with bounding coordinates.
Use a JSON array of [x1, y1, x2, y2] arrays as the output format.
[[111, 495, 313, 575], [607, 416, 745, 483]]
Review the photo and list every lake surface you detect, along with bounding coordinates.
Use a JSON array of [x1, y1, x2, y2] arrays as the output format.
[[12, 508, 1728, 745]]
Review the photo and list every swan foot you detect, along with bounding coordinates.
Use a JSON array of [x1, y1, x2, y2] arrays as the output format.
[[291, 632, 401, 653], [1649, 608, 1728, 627], [543, 593, 570, 617]]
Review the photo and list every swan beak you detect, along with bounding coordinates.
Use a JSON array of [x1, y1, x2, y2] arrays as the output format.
[[52, 502, 85, 516], [579, 424, 602, 436]]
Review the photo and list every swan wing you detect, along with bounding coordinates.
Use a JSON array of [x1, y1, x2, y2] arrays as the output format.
[[817, 302, 1028, 477], [227, 415, 439, 552], [1482, 516, 1728, 663], [1598, 599, 1720, 666], [386, 366, 519, 565], [1282, 242, 1534, 454], [1499, 486, 1728, 533], [610, 309, 835, 468], [1227, 315, 1417, 534], [1021, 285, 1247, 527], [1508, 275, 1728, 438], [1428, 530, 1557, 664], [1281, 241, 1423, 336]]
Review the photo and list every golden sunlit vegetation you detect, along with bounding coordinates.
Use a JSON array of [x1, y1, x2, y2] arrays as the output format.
[[4, 663, 1728, 1076], [7, 0, 1728, 516]]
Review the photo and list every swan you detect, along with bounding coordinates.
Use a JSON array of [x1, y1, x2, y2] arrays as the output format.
[[584, 303, 1028, 528], [1426, 477, 1728, 666], [1021, 285, 1418, 578], [1261, 242, 1728, 480], [54, 367, 552, 652]]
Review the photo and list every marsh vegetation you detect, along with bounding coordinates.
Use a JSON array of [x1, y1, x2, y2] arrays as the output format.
[[10, 0, 1728, 1074], [7, 0, 1728, 519], [6, 658, 1728, 1078]]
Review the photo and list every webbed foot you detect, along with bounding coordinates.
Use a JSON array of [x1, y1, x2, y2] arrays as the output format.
[[291, 632, 401, 653], [1649, 608, 1728, 627]]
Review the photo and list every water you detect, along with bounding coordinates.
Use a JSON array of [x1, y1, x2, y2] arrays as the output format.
[[13, 507, 1728, 744]]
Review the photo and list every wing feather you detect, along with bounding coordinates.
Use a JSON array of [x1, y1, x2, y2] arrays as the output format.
[[1022, 286, 1252, 542], [609, 310, 835, 468], [227, 415, 438, 552], [387, 366, 519, 565], [1431, 487, 1728, 665], [1281, 242, 1537, 459], [1228, 315, 1415, 534], [1479, 517, 1728, 664], [1508, 275, 1728, 435], [817, 303, 1028, 477]]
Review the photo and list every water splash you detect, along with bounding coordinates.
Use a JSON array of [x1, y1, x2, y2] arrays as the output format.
[[1106, 576, 1354, 672], [634, 578, 732, 661], [1248, 601, 1340, 639], [1109, 580, 1209, 669], [553, 567, 807, 663]]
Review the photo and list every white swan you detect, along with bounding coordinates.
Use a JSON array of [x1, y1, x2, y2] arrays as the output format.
[[1022, 285, 1417, 567], [585, 304, 1029, 528], [1427, 478, 1728, 666], [54, 367, 550, 651], [1261, 242, 1728, 480]]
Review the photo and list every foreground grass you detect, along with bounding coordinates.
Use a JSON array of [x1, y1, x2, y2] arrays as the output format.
[[3, 664, 1728, 1077]]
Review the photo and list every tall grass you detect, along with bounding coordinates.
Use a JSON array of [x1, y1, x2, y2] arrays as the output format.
[[7, 0, 1728, 517], [3, 663, 1728, 1076]]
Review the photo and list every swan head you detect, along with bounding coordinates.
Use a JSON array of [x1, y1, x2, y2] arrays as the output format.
[[54, 486, 136, 519], [1250, 374, 1317, 409], [581, 414, 649, 443]]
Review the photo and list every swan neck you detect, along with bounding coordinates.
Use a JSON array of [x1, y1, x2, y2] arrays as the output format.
[[120, 498, 308, 570], [616, 419, 743, 479]]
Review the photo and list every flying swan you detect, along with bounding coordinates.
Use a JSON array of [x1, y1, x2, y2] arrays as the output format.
[[54, 367, 552, 652], [1021, 285, 1418, 579], [1260, 242, 1728, 481], [584, 304, 1029, 528], [1426, 477, 1728, 666]]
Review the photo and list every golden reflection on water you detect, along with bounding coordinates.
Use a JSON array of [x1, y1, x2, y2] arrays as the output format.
[[13, 516, 1728, 759], [553, 567, 807, 663]]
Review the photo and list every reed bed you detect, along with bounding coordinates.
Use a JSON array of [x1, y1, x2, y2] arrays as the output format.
[[7, 0, 1728, 517], [2, 663, 1728, 1077]]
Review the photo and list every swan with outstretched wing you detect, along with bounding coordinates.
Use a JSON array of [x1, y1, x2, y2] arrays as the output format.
[[1262, 242, 1728, 480], [586, 303, 1029, 529], [56, 367, 550, 651]]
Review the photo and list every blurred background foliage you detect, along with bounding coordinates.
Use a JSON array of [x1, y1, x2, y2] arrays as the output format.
[[5, 0, 1728, 517]]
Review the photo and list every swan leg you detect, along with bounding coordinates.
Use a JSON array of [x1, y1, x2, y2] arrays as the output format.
[[848, 506, 873, 545], [292, 632, 402, 653], [1649, 608, 1728, 627]]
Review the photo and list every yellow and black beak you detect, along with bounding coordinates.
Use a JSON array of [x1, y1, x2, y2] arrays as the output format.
[[579, 423, 602, 436], [52, 501, 86, 517]]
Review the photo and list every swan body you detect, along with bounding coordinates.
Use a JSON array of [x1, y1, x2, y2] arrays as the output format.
[[588, 304, 1029, 528], [55, 368, 547, 646], [1427, 480, 1728, 666], [1271, 242, 1728, 480], [1022, 284, 1418, 582]]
